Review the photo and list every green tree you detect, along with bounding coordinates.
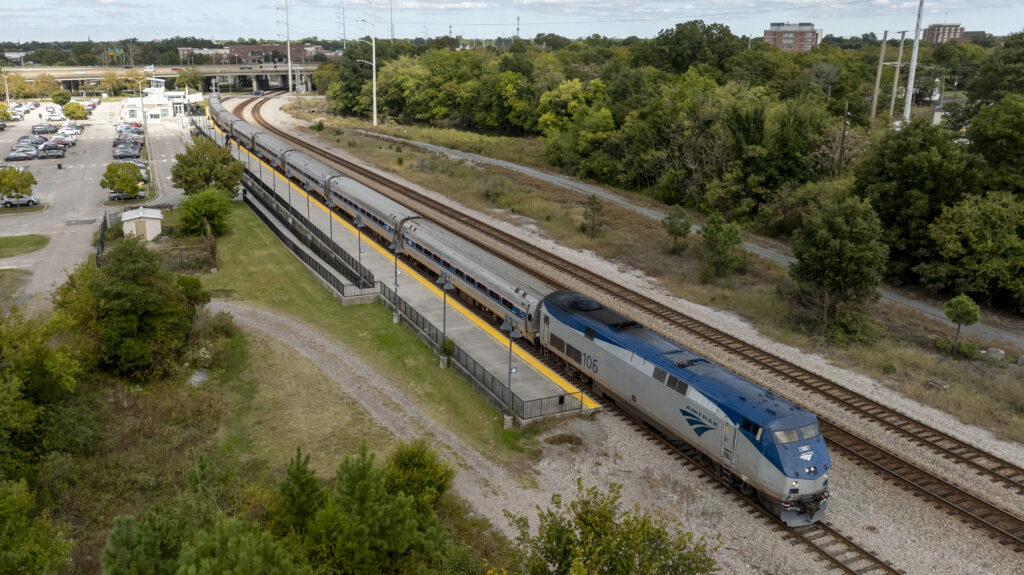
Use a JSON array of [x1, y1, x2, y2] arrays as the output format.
[[99, 71, 124, 96], [180, 188, 232, 236], [852, 119, 986, 280], [101, 163, 145, 195], [175, 67, 204, 92], [101, 510, 182, 575], [967, 32, 1024, 103], [0, 103, 10, 121], [967, 94, 1024, 192], [176, 517, 310, 575], [582, 194, 605, 238], [507, 480, 718, 575], [0, 479, 72, 575], [915, 191, 1024, 309], [51, 89, 71, 106], [660, 205, 693, 252], [789, 197, 889, 327], [32, 74, 59, 96], [384, 438, 455, 513], [54, 237, 199, 381], [944, 294, 980, 345], [698, 211, 744, 281], [305, 446, 443, 574], [63, 101, 88, 120], [279, 447, 324, 533], [0, 166, 37, 197], [171, 137, 244, 197]]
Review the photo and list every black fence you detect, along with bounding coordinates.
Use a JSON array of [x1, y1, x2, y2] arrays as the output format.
[[243, 171, 375, 288], [380, 284, 584, 422]]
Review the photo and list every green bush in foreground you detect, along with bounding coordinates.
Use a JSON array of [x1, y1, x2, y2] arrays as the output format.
[[181, 188, 232, 237]]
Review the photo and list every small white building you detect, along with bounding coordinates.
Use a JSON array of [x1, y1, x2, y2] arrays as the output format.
[[121, 207, 163, 241], [120, 79, 204, 121]]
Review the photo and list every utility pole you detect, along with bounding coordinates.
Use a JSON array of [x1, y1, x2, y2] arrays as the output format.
[[836, 101, 849, 178], [389, 0, 394, 45], [285, 0, 293, 93], [516, 16, 520, 39], [341, 6, 347, 51], [903, 0, 925, 122], [888, 31, 908, 119], [870, 30, 889, 119]]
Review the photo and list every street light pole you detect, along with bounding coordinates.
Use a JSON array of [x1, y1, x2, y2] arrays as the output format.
[[132, 78, 150, 168], [436, 272, 453, 367], [285, 0, 294, 93], [2, 72, 10, 104], [389, 234, 403, 323]]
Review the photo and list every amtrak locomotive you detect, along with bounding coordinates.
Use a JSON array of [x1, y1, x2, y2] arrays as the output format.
[[207, 94, 832, 525], [540, 291, 830, 525]]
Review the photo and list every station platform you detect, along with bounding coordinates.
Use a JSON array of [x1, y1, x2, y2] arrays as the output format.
[[204, 114, 599, 414]]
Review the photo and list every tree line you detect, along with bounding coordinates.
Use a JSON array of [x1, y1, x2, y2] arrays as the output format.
[[315, 25, 1023, 317]]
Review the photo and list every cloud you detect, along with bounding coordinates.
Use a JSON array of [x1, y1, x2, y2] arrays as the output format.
[[398, 2, 489, 9]]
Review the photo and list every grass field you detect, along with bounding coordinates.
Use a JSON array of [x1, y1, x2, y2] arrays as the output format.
[[0, 269, 31, 310], [0, 234, 49, 258], [286, 109, 1024, 444], [198, 203, 547, 468]]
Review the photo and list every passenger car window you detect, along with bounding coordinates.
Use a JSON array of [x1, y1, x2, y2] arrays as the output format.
[[773, 429, 800, 444], [799, 422, 820, 439]]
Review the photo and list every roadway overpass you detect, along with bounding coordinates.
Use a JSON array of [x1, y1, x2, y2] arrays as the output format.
[[3, 64, 320, 93]]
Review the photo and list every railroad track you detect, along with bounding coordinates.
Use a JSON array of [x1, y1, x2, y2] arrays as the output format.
[[234, 97, 1024, 554]]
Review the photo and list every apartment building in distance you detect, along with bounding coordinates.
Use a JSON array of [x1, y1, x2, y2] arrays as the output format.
[[763, 22, 823, 52], [923, 23, 965, 43]]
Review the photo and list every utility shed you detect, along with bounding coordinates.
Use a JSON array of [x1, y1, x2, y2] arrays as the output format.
[[121, 207, 163, 241]]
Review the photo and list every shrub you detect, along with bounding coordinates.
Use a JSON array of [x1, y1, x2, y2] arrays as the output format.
[[935, 337, 981, 360], [181, 188, 232, 236]]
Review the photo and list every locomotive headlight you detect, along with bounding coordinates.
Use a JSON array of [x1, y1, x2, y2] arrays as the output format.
[[791, 481, 799, 487]]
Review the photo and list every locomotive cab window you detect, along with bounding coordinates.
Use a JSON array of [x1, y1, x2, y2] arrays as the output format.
[[799, 423, 820, 439], [773, 428, 800, 444], [584, 327, 596, 340]]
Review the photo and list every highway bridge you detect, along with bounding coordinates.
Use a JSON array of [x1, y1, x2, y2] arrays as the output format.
[[3, 64, 319, 92]]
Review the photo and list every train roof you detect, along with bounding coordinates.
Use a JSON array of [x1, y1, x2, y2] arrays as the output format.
[[405, 219, 553, 305], [543, 291, 815, 430]]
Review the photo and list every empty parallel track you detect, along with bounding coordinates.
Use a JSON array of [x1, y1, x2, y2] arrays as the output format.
[[230, 97, 1024, 555]]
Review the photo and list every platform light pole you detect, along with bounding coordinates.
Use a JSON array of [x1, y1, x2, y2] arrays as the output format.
[[304, 184, 312, 231], [356, 214, 365, 285], [326, 194, 334, 245], [500, 315, 522, 410], [389, 234, 403, 323], [436, 272, 453, 367], [131, 77, 150, 169]]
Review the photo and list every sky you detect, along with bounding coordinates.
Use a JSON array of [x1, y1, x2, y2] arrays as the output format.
[[4, 0, 1022, 44]]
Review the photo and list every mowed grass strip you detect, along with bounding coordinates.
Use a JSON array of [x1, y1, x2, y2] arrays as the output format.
[[0, 269, 31, 310], [0, 234, 49, 258], [198, 203, 543, 467]]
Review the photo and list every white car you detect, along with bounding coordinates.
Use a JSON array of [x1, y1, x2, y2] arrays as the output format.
[[46, 114, 66, 122], [144, 65, 155, 73], [58, 128, 81, 137]]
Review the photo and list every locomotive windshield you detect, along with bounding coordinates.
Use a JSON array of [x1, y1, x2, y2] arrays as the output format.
[[774, 429, 800, 444], [799, 422, 820, 439]]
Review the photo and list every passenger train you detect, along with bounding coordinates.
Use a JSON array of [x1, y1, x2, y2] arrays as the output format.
[[207, 94, 831, 525]]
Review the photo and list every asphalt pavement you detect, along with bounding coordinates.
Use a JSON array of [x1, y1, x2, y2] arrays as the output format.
[[0, 101, 188, 314]]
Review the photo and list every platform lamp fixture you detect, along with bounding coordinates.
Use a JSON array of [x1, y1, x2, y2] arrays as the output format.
[[388, 234, 403, 323], [436, 272, 453, 367], [500, 315, 522, 410]]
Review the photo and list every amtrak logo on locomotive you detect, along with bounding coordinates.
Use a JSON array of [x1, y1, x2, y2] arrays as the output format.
[[680, 406, 717, 437]]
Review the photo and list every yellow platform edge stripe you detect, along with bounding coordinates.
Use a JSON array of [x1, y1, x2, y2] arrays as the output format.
[[209, 113, 599, 409]]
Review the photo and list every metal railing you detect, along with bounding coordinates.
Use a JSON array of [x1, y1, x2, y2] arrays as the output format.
[[380, 283, 584, 421]]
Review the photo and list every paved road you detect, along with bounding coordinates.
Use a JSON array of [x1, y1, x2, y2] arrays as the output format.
[[352, 129, 1024, 353], [0, 103, 188, 314]]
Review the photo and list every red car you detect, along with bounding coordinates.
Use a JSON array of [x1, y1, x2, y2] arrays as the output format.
[[170, 66, 182, 71]]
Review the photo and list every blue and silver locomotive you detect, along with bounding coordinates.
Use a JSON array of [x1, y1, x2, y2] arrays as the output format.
[[540, 291, 830, 525]]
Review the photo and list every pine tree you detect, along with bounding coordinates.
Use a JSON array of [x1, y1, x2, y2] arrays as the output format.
[[384, 438, 455, 513], [176, 516, 310, 575], [279, 447, 324, 533]]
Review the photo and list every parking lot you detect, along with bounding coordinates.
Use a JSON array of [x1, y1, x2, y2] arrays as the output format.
[[0, 99, 190, 312]]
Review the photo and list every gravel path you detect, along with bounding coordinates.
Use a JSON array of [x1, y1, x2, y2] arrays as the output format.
[[210, 300, 1021, 574]]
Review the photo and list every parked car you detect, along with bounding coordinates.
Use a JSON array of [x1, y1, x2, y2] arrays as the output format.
[[0, 122, 5, 131], [2, 195, 40, 208], [0, 163, 26, 172], [38, 141, 65, 151], [38, 148, 65, 159], [10, 145, 39, 155], [31, 124, 58, 134], [112, 147, 141, 159], [107, 189, 146, 201], [253, 90, 265, 96], [18, 135, 46, 145], [51, 137, 76, 147], [45, 114, 66, 122]]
